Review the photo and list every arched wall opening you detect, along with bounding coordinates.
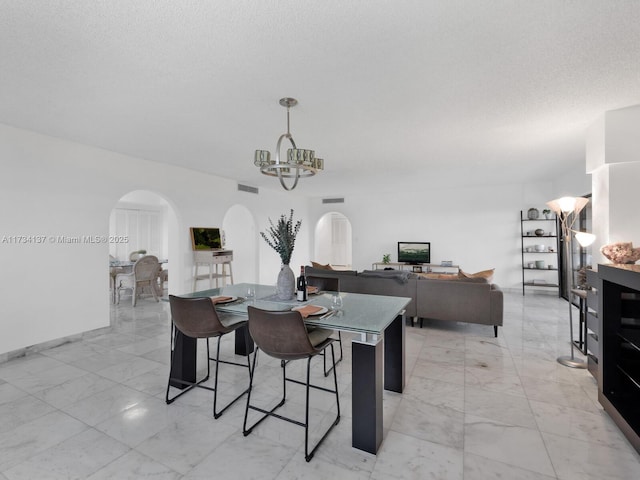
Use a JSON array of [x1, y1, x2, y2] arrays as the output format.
[[108, 190, 180, 308], [314, 212, 353, 269]]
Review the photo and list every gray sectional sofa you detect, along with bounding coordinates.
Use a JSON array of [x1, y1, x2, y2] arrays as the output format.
[[305, 266, 503, 336]]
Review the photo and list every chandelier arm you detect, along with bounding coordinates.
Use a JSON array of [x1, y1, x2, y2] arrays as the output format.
[[278, 168, 300, 191], [274, 132, 300, 190]]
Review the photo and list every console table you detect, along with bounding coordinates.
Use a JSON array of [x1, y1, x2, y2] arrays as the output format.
[[192, 249, 233, 291], [371, 262, 459, 274]]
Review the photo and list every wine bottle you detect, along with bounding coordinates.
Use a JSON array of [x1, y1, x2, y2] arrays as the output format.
[[297, 266, 307, 301]]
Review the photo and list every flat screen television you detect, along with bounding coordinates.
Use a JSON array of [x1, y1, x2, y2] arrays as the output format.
[[190, 227, 222, 250], [398, 242, 430, 265]]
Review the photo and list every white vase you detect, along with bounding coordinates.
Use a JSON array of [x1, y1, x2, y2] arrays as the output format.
[[276, 264, 295, 300]]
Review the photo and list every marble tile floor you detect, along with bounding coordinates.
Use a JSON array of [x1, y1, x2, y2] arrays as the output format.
[[1, 292, 640, 479]]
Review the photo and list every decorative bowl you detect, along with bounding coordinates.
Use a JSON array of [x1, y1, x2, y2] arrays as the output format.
[[601, 242, 640, 264]]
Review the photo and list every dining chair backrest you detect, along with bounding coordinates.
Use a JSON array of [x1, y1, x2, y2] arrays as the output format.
[[169, 295, 229, 338], [130, 250, 146, 262], [247, 306, 317, 361], [133, 255, 160, 282]]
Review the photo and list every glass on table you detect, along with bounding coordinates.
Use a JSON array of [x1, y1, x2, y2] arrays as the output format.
[[330, 293, 343, 311], [246, 286, 256, 303]]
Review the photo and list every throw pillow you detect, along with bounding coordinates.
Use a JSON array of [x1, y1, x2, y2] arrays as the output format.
[[458, 276, 489, 284], [416, 273, 459, 280], [458, 268, 495, 283], [311, 261, 333, 270]]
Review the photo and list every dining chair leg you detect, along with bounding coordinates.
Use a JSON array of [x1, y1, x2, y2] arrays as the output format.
[[323, 332, 343, 377], [306, 343, 341, 461], [244, 343, 340, 462], [149, 283, 159, 302], [166, 332, 251, 420], [166, 335, 210, 404], [243, 350, 288, 436], [212, 335, 252, 419]]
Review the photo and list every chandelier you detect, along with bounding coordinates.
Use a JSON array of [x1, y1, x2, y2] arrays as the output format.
[[253, 97, 324, 191]]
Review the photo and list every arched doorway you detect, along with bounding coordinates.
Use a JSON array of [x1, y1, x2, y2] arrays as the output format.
[[109, 190, 179, 306], [314, 212, 353, 269], [223, 204, 258, 283]]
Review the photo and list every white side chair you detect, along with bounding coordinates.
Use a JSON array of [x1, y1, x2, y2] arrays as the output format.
[[115, 255, 161, 306]]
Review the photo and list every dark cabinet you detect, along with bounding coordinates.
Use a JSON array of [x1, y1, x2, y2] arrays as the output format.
[[585, 269, 600, 380], [598, 264, 640, 454]]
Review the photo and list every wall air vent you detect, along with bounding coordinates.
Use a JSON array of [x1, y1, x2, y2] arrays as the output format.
[[237, 184, 259, 194], [322, 197, 345, 204]]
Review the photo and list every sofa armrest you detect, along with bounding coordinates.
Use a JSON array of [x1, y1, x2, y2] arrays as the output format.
[[489, 284, 504, 327]]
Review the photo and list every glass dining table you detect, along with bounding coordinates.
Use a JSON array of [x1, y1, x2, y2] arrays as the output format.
[[171, 282, 410, 455]]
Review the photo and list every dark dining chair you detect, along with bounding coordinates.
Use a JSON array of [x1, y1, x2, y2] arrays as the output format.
[[243, 306, 340, 462], [166, 295, 252, 419], [306, 275, 343, 376]]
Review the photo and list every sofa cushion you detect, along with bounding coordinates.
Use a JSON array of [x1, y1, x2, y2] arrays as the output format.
[[358, 269, 415, 284], [458, 276, 490, 284], [459, 268, 495, 283], [305, 266, 357, 277]]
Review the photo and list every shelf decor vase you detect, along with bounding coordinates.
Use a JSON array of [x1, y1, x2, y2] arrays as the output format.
[[527, 208, 540, 220], [276, 264, 295, 300]]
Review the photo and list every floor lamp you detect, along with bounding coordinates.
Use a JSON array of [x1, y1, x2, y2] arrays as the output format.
[[546, 196, 595, 368]]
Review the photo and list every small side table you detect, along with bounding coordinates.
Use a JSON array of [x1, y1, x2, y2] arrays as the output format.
[[570, 288, 588, 355]]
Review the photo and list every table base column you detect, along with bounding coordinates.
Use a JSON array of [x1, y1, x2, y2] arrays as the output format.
[[384, 314, 405, 393], [352, 338, 383, 454], [169, 330, 197, 389]]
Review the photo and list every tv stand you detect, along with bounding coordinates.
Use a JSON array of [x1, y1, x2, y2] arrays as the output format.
[[371, 262, 459, 275]]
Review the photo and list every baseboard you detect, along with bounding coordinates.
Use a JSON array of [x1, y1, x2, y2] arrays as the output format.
[[0, 325, 113, 365]]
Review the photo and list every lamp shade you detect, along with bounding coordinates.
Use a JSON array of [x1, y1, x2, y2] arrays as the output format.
[[573, 231, 596, 247], [546, 196, 589, 215]]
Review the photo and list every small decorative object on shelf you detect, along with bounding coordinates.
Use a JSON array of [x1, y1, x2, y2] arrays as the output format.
[[535, 228, 545, 236], [542, 208, 551, 219], [382, 253, 391, 264], [527, 208, 540, 220], [260, 209, 302, 300], [600, 242, 640, 264]]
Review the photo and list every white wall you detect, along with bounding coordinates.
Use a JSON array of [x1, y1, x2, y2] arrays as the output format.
[[309, 181, 587, 290], [586, 105, 640, 263], [0, 123, 310, 356], [0, 121, 592, 357]]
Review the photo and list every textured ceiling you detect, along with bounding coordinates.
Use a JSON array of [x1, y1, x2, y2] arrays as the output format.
[[1, 0, 639, 197]]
